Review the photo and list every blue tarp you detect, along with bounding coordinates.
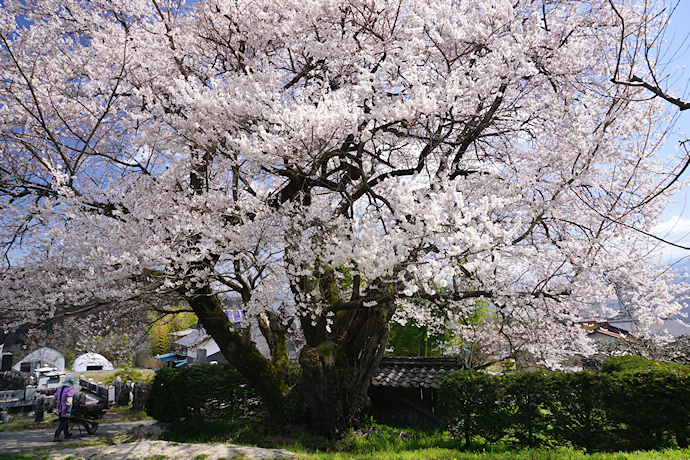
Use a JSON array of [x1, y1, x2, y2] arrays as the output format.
[[154, 352, 191, 367]]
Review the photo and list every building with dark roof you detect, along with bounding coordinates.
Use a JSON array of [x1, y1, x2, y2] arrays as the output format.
[[368, 356, 468, 427]]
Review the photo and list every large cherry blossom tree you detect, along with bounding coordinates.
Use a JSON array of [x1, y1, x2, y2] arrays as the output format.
[[0, 0, 687, 433]]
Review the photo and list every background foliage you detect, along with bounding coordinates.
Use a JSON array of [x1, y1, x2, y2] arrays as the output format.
[[146, 311, 198, 356]]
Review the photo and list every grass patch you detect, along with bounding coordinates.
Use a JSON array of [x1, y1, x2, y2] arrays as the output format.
[[0, 454, 50, 460], [161, 418, 274, 445], [0, 405, 151, 433], [0, 413, 54, 433], [332, 424, 462, 454], [159, 417, 461, 453], [107, 404, 153, 422], [296, 447, 690, 459], [157, 418, 690, 460]]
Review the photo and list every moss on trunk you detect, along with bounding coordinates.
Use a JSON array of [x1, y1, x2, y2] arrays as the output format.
[[188, 282, 395, 436], [186, 285, 289, 414]]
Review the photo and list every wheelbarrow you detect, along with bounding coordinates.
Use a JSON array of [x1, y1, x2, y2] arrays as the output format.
[[66, 392, 107, 435]]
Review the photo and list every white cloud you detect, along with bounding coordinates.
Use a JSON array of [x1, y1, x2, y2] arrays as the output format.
[[652, 216, 690, 261], [654, 216, 690, 235]]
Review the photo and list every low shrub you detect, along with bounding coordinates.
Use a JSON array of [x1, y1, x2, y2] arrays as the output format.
[[145, 363, 261, 423], [103, 368, 147, 386], [439, 361, 690, 452]]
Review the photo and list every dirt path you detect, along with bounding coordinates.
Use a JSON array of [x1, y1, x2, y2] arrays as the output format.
[[0, 420, 157, 454], [0, 420, 296, 459]]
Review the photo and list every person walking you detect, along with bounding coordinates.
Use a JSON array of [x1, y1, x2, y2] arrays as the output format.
[[53, 376, 76, 442]]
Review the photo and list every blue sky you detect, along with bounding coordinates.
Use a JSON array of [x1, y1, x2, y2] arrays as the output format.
[[650, 0, 690, 262]]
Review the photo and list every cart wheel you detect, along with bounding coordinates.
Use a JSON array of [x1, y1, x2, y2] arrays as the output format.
[[85, 421, 98, 434]]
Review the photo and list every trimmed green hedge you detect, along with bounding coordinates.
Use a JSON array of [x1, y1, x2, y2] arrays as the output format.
[[145, 363, 261, 423], [605, 368, 690, 450], [439, 360, 690, 452], [441, 371, 507, 446], [547, 371, 610, 452]]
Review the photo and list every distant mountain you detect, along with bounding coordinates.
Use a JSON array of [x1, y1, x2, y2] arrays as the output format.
[[668, 257, 690, 278]]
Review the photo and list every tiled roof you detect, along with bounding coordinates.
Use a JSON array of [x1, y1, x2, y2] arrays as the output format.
[[371, 356, 468, 389], [592, 327, 644, 344], [174, 328, 210, 348]]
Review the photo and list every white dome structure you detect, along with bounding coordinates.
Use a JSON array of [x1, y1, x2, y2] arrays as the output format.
[[72, 352, 114, 372], [12, 347, 65, 373]]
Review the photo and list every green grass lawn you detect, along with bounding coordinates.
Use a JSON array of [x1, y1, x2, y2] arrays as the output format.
[[155, 418, 690, 460], [0, 415, 53, 433], [294, 447, 690, 459], [2, 447, 690, 460]]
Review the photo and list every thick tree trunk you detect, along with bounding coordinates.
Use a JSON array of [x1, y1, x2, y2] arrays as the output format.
[[293, 303, 395, 435], [188, 282, 395, 436], [186, 286, 289, 415]]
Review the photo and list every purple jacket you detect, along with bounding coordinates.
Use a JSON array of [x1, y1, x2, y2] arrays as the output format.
[[55, 385, 74, 418]]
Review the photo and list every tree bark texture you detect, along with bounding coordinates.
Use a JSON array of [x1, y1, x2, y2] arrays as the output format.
[[293, 303, 395, 435], [187, 283, 395, 435], [186, 286, 289, 415]]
